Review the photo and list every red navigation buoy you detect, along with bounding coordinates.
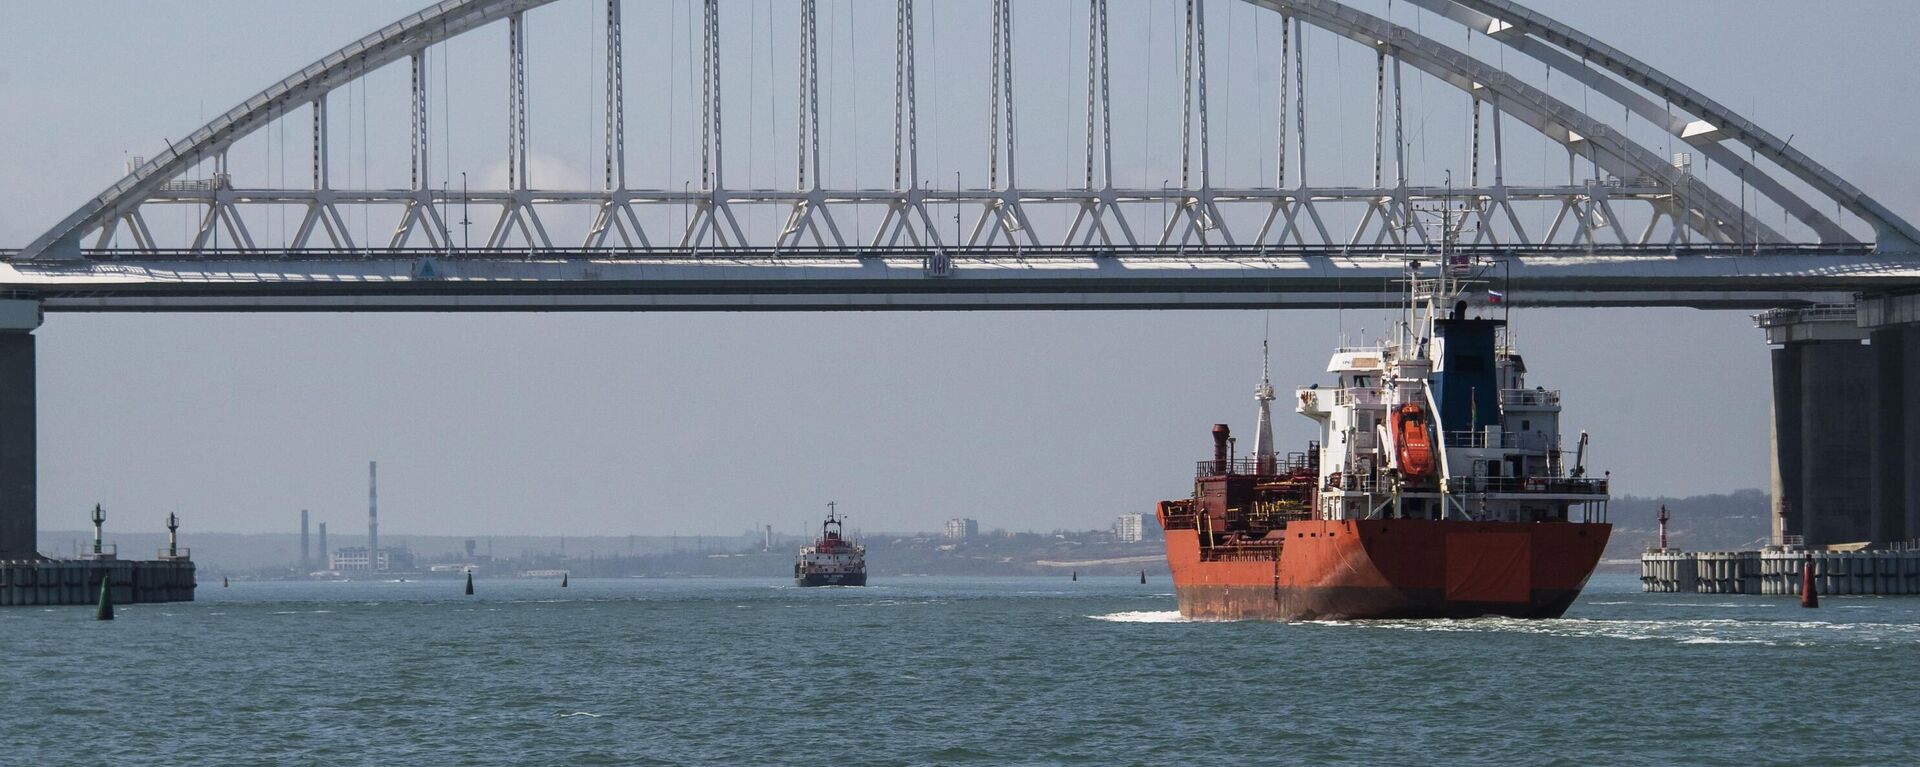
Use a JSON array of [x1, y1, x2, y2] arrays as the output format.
[[1800, 553, 1819, 609]]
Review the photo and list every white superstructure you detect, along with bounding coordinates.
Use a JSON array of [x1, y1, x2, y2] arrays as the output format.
[[1293, 265, 1609, 523]]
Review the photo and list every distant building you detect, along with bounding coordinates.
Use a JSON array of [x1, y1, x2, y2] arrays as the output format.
[[944, 518, 979, 539], [1115, 513, 1145, 543], [329, 547, 391, 571]]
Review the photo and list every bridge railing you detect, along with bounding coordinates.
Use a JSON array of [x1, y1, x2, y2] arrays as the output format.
[[47, 242, 1873, 263], [1753, 304, 1859, 328]]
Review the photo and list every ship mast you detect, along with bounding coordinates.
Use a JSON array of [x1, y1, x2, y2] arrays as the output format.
[[1404, 173, 1465, 357], [1253, 338, 1277, 474]]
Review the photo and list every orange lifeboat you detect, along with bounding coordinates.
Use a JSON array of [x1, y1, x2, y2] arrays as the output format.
[[1392, 403, 1436, 480]]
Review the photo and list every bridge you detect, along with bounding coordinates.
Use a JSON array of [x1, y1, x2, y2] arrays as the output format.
[[6, 0, 1920, 311], [2, 0, 1918, 562]]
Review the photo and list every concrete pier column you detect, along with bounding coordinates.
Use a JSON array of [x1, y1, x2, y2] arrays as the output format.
[[1861, 293, 1920, 547], [1766, 297, 1920, 551], [1758, 306, 1874, 548], [1905, 326, 1920, 547], [1870, 326, 1910, 544], [1799, 339, 1876, 546], [0, 300, 43, 561], [1768, 341, 1805, 544]]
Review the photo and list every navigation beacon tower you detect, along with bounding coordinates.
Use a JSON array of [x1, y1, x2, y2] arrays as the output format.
[[368, 461, 379, 571]]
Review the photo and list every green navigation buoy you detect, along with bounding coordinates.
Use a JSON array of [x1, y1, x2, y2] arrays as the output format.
[[561, 572, 569, 588], [95, 574, 114, 621], [223, 576, 229, 588], [465, 570, 474, 595], [1140, 570, 1147, 585], [1072, 571, 1078, 582]]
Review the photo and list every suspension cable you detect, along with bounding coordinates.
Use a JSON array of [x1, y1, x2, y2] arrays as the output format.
[[1196, 0, 1210, 189], [1182, 0, 1193, 190], [1278, 14, 1289, 189], [1084, 0, 1097, 191]]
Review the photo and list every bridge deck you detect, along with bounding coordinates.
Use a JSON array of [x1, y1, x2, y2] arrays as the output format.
[[3, 246, 1912, 311]]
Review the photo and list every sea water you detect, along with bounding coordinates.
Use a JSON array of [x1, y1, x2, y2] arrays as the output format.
[[4, 574, 1916, 765]]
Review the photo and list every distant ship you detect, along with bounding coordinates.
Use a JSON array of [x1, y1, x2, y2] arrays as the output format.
[[795, 503, 866, 587], [1156, 256, 1611, 621]]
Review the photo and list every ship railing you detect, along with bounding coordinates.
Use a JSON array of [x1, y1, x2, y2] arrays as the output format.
[[1470, 476, 1609, 495], [1196, 458, 1267, 477], [1500, 388, 1561, 408], [1326, 473, 1391, 494], [1333, 389, 1384, 407], [1198, 456, 1317, 477], [1442, 431, 1559, 452]]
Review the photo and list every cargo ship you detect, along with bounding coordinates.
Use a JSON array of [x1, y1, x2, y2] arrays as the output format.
[[795, 502, 866, 587], [1156, 261, 1611, 621]]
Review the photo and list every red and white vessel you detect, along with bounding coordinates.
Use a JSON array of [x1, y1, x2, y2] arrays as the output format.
[[794, 502, 866, 587], [1157, 259, 1611, 620]]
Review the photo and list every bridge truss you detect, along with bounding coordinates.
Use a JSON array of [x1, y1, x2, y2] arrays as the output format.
[[6, 0, 1919, 310]]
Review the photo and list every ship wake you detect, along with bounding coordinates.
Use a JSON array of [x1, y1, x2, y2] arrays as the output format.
[[1091, 610, 1189, 623], [1305, 616, 1920, 646]]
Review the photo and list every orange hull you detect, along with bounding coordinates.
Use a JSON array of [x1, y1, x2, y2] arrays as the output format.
[[1163, 519, 1611, 621]]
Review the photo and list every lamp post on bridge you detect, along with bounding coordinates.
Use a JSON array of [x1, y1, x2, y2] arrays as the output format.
[[460, 172, 470, 251], [1161, 180, 1171, 251], [440, 180, 451, 257]]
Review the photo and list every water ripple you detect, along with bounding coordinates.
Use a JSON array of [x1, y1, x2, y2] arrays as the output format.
[[4, 574, 1916, 765]]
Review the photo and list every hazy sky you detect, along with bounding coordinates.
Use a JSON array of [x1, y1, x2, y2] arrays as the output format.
[[5, 1, 1918, 539]]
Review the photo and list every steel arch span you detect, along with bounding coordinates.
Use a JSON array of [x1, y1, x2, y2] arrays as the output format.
[[4, 0, 1918, 311]]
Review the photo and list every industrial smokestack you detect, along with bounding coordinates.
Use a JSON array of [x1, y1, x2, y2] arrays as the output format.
[[1211, 424, 1232, 475], [317, 522, 328, 569], [300, 509, 310, 572], [368, 461, 379, 572]]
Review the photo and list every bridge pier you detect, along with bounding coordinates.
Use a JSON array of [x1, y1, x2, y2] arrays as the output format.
[[1761, 296, 1920, 549], [1862, 294, 1920, 547], [0, 300, 40, 561]]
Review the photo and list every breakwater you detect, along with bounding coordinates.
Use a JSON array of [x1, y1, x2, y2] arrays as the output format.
[[0, 559, 196, 606], [1641, 548, 1920, 595]]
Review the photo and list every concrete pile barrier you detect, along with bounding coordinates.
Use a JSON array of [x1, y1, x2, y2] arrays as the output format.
[[0, 559, 195, 607], [1645, 549, 1920, 596]]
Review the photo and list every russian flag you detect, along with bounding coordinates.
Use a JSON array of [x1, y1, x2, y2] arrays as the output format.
[[1488, 290, 1505, 304]]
